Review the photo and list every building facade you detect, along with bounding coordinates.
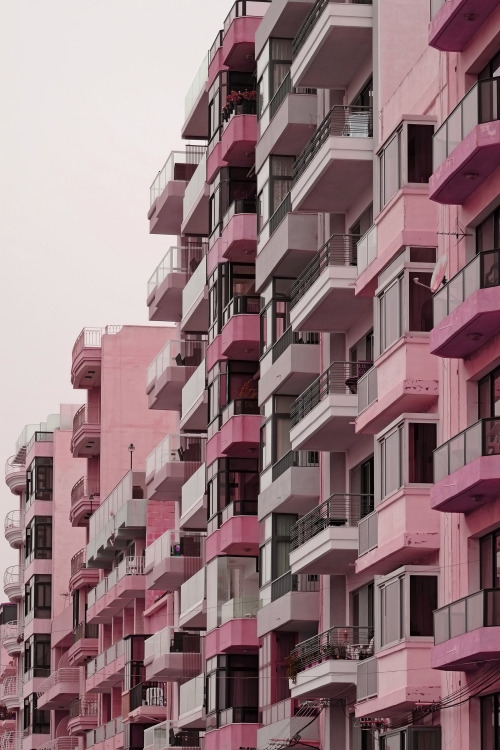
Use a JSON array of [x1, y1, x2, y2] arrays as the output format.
[[5, 1, 500, 749]]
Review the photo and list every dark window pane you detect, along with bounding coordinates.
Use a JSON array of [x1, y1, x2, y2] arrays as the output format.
[[410, 576, 437, 636], [407, 124, 433, 183]]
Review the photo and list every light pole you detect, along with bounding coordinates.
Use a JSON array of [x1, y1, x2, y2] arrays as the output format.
[[128, 443, 135, 472]]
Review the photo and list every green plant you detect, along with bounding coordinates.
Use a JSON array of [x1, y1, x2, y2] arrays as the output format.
[[285, 652, 301, 684]]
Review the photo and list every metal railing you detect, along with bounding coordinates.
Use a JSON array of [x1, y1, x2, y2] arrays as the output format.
[[4, 510, 23, 533], [357, 366, 377, 413], [272, 450, 319, 482], [71, 549, 86, 577], [269, 192, 292, 236], [434, 417, 500, 483], [145, 529, 204, 570], [358, 510, 378, 556], [222, 199, 257, 230], [269, 72, 317, 121], [357, 656, 378, 700], [184, 52, 208, 120], [434, 77, 500, 169], [69, 697, 98, 720], [1, 733, 20, 750], [356, 224, 377, 275], [293, 0, 372, 56], [290, 626, 374, 674], [433, 249, 500, 326], [73, 404, 100, 433], [87, 556, 145, 607], [147, 243, 206, 297], [271, 571, 320, 602], [4, 456, 24, 480], [290, 361, 372, 427], [73, 622, 98, 643], [72, 326, 122, 360], [293, 105, 372, 183], [221, 295, 260, 327], [223, 0, 270, 33], [271, 327, 319, 364], [129, 681, 167, 711], [37, 668, 79, 697], [290, 234, 360, 307], [290, 494, 374, 550], [208, 497, 258, 534], [3, 566, 22, 590], [147, 339, 207, 388], [71, 476, 100, 505], [434, 588, 500, 645], [39, 739, 78, 750], [2, 620, 22, 646], [150, 147, 206, 206], [146, 434, 206, 480], [1, 677, 19, 700], [25, 431, 53, 456]]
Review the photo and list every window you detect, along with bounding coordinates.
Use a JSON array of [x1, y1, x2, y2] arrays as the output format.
[[24, 575, 51, 620], [23, 694, 49, 735], [379, 123, 434, 209], [477, 206, 500, 252], [260, 278, 295, 357], [208, 70, 256, 152], [24, 635, 50, 679], [480, 529, 500, 589], [379, 727, 441, 750], [206, 457, 259, 533], [26, 458, 53, 506], [257, 38, 293, 120], [378, 569, 438, 649], [479, 366, 500, 419], [25, 517, 52, 565], [208, 263, 257, 342], [209, 168, 256, 247], [260, 396, 295, 472], [257, 155, 295, 234], [206, 556, 259, 630], [352, 583, 374, 628], [207, 360, 259, 436], [481, 692, 500, 750], [378, 418, 436, 502], [259, 514, 297, 588], [206, 654, 259, 730], [377, 271, 433, 354]]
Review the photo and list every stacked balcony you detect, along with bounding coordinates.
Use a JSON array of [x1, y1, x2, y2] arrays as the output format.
[[258, 571, 320, 637], [69, 549, 99, 594], [0, 677, 20, 711], [430, 77, 500, 204], [144, 627, 202, 683], [180, 568, 206, 629], [207, 399, 260, 460], [259, 329, 320, 404], [36, 669, 80, 711], [86, 556, 145, 624], [71, 405, 100, 458], [4, 456, 25, 495], [180, 465, 207, 530], [85, 636, 133, 693], [2, 621, 23, 657], [145, 530, 204, 591], [71, 327, 105, 388], [180, 364, 208, 433], [4, 510, 23, 549], [218, 294, 260, 360], [144, 721, 201, 750], [146, 435, 206, 500], [3, 566, 22, 602], [148, 148, 206, 234], [256, 206, 318, 289], [429, 0, 498, 52], [70, 476, 100, 527], [68, 622, 99, 667], [147, 339, 207, 411], [68, 697, 98, 736], [220, 199, 258, 263], [123, 680, 167, 722], [181, 255, 208, 333], [259, 450, 319, 518], [147, 243, 206, 323], [217, 0, 271, 71], [179, 675, 206, 729], [86, 717, 123, 750]]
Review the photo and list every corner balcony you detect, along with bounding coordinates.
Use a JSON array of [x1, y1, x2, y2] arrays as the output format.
[[219, 295, 260, 360], [291, 105, 373, 213], [289, 233, 371, 332], [86, 556, 145, 624], [180, 568, 206, 629], [181, 363, 208, 433], [220, 0, 270, 68], [69, 549, 99, 593], [432, 418, 500, 513], [3, 566, 22, 602], [68, 698, 98, 736], [289, 494, 373, 575], [259, 329, 320, 404], [220, 200, 257, 263], [0, 677, 20, 710], [147, 244, 205, 323], [145, 530, 204, 590], [70, 476, 100, 527], [429, 0, 498, 51], [147, 339, 207, 411], [206, 499, 259, 559], [71, 328, 104, 388], [144, 721, 201, 750], [207, 400, 261, 460], [288, 625, 373, 699], [256, 208, 318, 291], [144, 627, 202, 683], [180, 464, 207, 531], [4, 510, 23, 549], [123, 681, 167, 722], [431, 249, 500, 358], [433, 588, 500, 670], [183, 53, 208, 139], [259, 450, 320, 518], [292, 0, 373, 89], [4, 457, 25, 495], [430, 78, 500, 205], [68, 622, 99, 667], [290, 361, 371, 452], [148, 149, 205, 235], [179, 675, 206, 729], [71, 405, 100, 458], [181, 255, 208, 334], [2, 621, 23, 657], [146, 435, 206, 501], [257, 571, 320, 637], [36, 668, 80, 710]]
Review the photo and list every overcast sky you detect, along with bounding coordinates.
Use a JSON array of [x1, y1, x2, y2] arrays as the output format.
[[0, 0, 234, 592]]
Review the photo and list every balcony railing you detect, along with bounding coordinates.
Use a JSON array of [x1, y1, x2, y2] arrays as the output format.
[[293, 105, 373, 182], [147, 244, 206, 298], [87, 556, 145, 607], [356, 224, 377, 275], [433, 249, 500, 326], [144, 722, 200, 750], [3, 566, 22, 590], [272, 449, 319, 482], [434, 77, 500, 169], [1, 733, 20, 750], [1, 677, 19, 700], [271, 327, 320, 365], [37, 668, 80, 696], [71, 476, 100, 506], [290, 494, 374, 550], [209, 399, 260, 438], [71, 549, 86, 577], [221, 295, 260, 327], [86, 718, 123, 749], [145, 530, 204, 570], [290, 234, 360, 307], [25, 431, 53, 456], [269, 192, 292, 237], [4, 456, 25, 480], [289, 625, 374, 676], [2, 620, 22, 645], [144, 628, 202, 662], [357, 656, 377, 701], [434, 417, 500, 483], [434, 588, 500, 645], [73, 405, 100, 433], [4, 510, 23, 534], [181, 567, 206, 614], [73, 622, 99, 643], [129, 681, 167, 711], [39, 739, 79, 750], [86, 638, 128, 678], [223, 0, 271, 34], [147, 339, 207, 388], [72, 326, 123, 361], [293, 0, 372, 57], [222, 199, 257, 230], [357, 366, 377, 413], [208, 497, 258, 534], [146, 435, 206, 479], [270, 571, 320, 602], [290, 361, 372, 427], [69, 698, 98, 720], [184, 52, 208, 120], [358, 510, 378, 556], [150, 148, 206, 206]]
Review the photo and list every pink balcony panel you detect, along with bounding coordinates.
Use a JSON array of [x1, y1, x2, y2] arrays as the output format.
[[71, 340, 102, 389], [431, 454, 500, 514], [68, 636, 98, 667], [221, 212, 257, 263], [205, 618, 258, 659], [430, 286, 500, 358], [206, 413, 261, 463], [433, 626, 500, 670], [37, 669, 80, 710], [204, 724, 258, 750], [68, 708, 98, 736], [221, 115, 257, 166], [206, 142, 226, 185], [220, 315, 260, 360], [206, 515, 259, 561], [289, 388, 359, 453], [146, 555, 203, 591], [429, 122, 500, 205], [71, 406, 101, 458], [428, 0, 498, 51], [257, 583, 320, 638], [289, 524, 358, 576], [258, 457, 320, 519], [222, 14, 261, 67]]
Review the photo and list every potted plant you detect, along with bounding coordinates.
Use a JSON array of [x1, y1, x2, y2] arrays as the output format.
[[16, 635, 23, 644], [285, 652, 302, 684]]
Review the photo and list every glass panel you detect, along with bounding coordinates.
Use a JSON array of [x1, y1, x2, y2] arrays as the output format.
[[409, 576, 437, 636], [449, 598, 466, 639]]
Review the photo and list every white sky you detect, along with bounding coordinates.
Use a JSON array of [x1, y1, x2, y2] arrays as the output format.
[[0, 0, 234, 591]]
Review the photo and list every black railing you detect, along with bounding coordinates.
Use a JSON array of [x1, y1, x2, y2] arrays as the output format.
[[434, 588, 500, 645], [289, 626, 374, 676], [270, 73, 292, 119], [129, 681, 167, 711], [290, 493, 374, 550], [271, 571, 320, 602], [222, 398, 260, 419], [271, 327, 319, 364], [169, 730, 200, 747], [269, 193, 292, 237], [71, 549, 86, 577], [170, 632, 201, 653], [272, 449, 319, 482], [290, 234, 360, 306], [293, 0, 372, 56], [221, 295, 260, 327], [290, 361, 372, 427], [434, 417, 500, 483], [69, 698, 98, 720], [73, 622, 99, 642], [293, 105, 373, 182]]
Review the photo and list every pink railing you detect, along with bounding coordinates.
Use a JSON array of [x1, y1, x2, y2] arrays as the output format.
[[37, 668, 80, 697]]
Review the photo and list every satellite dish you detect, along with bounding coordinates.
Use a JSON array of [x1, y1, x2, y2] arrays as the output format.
[[430, 254, 448, 292]]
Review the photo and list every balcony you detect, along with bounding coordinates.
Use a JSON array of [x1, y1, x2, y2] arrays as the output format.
[[288, 625, 373, 699], [86, 556, 145, 624], [256, 209, 318, 290], [69, 549, 99, 593], [4, 456, 25, 495], [289, 233, 371, 332], [123, 681, 167, 722], [183, 51, 209, 138], [429, 0, 498, 51], [259, 450, 320, 518], [1, 677, 20, 710], [147, 244, 206, 323], [68, 698, 98, 736], [291, 105, 373, 213], [4, 510, 23, 549], [258, 572, 320, 637], [432, 418, 500, 513], [290, 362, 371, 451], [433, 588, 500, 670], [144, 721, 201, 750], [85, 718, 123, 750], [148, 148, 205, 235], [145, 530, 204, 590], [182, 153, 209, 236], [68, 622, 99, 667], [146, 435, 206, 501], [71, 405, 100, 458], [259, 329, 320, 404], [180, 464, 207, 531], [39, 739, 79, 750], [292, 0, 373, 89], [4, 566, 22, 602], [207, 400, 261, 461], [289, 494, 373, 575], [220, 111, 257, 168], [70, 476, 100, 527], [219, 295, 260, 360], [181, 255, 208, 334], [144, 627, 202, 683], [179, 675, 205, 729], [37, 668, 80, 710], [431, 77, 500, 205], [431, 249, 500, 358], [71, 327, 106, 389], [220, 200, 257, 263], [220, 0, 270, 68], [258, 699, 320, 750], [180, 568, 206, 629], [147, 339, 207, 411], [206, 499, 259, 558], [2, 621, 23, 657], [205, 598, 259, 658], [181, 363, 208, 433], [86, 636, 141, 691]]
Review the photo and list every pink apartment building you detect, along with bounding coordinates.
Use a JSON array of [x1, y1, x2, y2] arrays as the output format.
[[5, 1, 500, 750]]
